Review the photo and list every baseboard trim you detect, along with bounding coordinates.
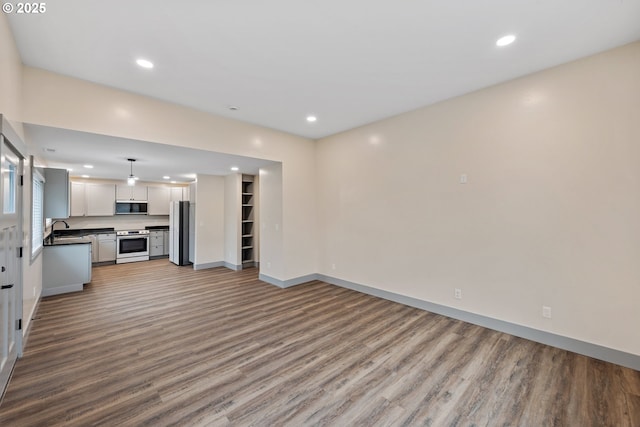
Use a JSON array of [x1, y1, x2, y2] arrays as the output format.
[[268, 273, 640, 371], [258, 273, 319, 289], [21, 294, 41, 354], [224, 262, 242, 271], [193, 261, 224, 270], [41, 283, 83, 297]]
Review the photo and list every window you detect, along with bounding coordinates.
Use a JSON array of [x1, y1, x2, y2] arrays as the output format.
[[32, 169, 45, 258], [2, 154, 17, 214]]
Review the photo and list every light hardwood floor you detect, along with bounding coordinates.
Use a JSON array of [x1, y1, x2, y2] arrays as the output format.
[[1, 259, 639, 426]]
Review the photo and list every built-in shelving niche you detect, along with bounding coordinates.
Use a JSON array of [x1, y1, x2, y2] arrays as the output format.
[[241, 175, 255, 267]]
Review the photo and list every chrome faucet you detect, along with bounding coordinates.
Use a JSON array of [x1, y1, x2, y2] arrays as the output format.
[[49, 220, 70, 244]]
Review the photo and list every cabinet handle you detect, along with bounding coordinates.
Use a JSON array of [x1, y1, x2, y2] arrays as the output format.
[[1, 284, 13, 289], [1, 266, 5, 272]]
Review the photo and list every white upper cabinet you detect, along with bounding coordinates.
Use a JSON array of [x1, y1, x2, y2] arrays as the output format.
[[148, 186, 170, 215], [115, 185, 129, 200], [71, 181, 181, 216], [132, 185, 148, 201], [116, 184, 148, 201], [70, 182, 115, 216], [70, 181, 86, 217], [85, 183, 115, 216], [169, 187, 183, 202], [150, 186, 188, 215]]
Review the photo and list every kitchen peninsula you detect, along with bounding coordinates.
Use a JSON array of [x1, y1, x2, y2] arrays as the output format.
[[42, 240, 91, 296]]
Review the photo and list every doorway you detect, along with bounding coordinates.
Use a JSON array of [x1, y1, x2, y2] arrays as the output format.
[[0, 135, 24, 396]]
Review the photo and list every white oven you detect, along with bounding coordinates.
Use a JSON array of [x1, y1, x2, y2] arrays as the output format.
[[116, 230, 150, 264]]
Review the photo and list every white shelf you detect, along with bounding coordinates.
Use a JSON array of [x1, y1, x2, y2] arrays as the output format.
[[241, 176, 256, 266]]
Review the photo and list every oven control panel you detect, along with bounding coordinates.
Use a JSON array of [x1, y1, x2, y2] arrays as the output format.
[[116, 230, 150, 236]]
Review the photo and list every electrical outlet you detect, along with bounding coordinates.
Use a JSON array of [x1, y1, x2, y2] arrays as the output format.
[[454, 288, 462, 299], [460, 174, 468, 184], [542, 306, 552, 319], [331, 263, 336, 270], [267, 262, 271, 269]]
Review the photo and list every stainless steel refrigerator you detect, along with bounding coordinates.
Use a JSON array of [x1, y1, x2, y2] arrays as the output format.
[[169, 201, 191, 266]]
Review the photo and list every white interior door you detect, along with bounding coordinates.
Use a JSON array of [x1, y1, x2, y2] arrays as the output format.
[[0, 227, 18, 388], [0, 136, 23, 396]]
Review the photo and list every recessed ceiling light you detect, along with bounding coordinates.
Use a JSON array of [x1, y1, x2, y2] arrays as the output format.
[[228, 106, 239, 111], [496, 35, 516, 47], [136, 58, 154, 69], [170, 181, 177, 184], [81, 175, 90, 178], [231, 166, 239, 171], [306, 115, 317, 122], [163, 176, 170, 180], [83, 164, 93, 169]]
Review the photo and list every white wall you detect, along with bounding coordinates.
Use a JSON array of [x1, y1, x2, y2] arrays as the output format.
[[5, 11, 639, 361], [259, 163, 284, 279], [253, 174, 260, 264], [193, 174, 225, 268], [0, 15, 36, 338], [224, 174, 241, 268], [0, 13, 23, 139], [20, 66, 317, 281], [316, 42, 640, 357]]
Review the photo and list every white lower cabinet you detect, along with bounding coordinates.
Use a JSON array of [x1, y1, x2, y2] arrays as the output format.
[[86, 234, 98, 263], [149, 230, 164, 257], [42, 243, 92, 296], [98, 233, 116, 262], [163, 230, 169, 256]]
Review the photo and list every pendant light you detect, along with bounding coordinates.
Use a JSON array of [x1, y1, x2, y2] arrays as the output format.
[[127, 158, 137, 186]]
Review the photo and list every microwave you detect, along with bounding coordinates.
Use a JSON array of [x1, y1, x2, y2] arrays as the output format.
[[115, 201, 148, 215]]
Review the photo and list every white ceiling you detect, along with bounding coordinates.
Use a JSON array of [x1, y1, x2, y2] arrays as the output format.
[[25, 124, 276, 183], [7, 0, 640, 140]]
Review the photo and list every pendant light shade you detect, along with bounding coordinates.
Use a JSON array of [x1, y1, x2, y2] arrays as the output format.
[[127, 158, 137, 186]]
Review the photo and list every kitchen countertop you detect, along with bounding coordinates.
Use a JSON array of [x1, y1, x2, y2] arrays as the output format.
[[145, 225, 169, 230], [44, 238, 92, 246], [47, 228, 114, 246], [44, 225, 169, 246], [54, 228, 115, 238]]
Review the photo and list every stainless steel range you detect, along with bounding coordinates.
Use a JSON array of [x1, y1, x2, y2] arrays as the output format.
[[116, 230, 150, 264]]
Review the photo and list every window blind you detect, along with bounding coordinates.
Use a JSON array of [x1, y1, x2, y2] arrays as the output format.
[[32, 174, 44, 255]]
